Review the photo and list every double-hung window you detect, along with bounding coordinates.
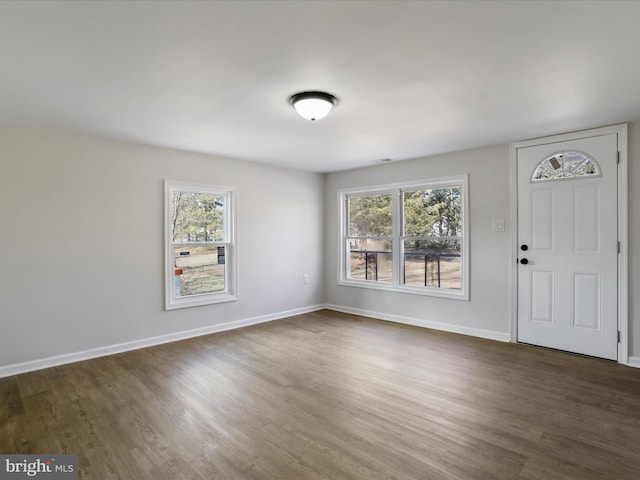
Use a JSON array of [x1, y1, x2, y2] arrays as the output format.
[[164, 180, 237, 310], [340, 175, 469, 300]]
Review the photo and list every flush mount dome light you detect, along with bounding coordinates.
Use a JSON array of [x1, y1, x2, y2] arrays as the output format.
[[289, 91, 338, 121]]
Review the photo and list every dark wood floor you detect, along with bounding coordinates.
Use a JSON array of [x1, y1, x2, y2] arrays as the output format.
[[2, 310, 640, 479]]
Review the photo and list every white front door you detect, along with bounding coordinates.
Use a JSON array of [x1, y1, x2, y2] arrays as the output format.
[[517, 133, 618, 360]]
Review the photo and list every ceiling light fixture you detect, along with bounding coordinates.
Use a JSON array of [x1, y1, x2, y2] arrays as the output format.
[[289, 91, 338, 121]]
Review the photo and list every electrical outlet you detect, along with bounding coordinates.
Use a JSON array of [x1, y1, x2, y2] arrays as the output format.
[[303, 274, 310, 285]]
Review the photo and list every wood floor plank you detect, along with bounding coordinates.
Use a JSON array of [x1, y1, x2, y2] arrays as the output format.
[[2, 310, 640, 479], [0, 377, 24, 423]]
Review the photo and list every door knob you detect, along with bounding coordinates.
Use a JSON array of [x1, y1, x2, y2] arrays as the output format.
[[520, 244, 529, 251], [520, 258, 529, 265]]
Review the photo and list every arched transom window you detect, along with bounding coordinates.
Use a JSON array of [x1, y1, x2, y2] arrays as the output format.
[[531, 151, 601, 182]]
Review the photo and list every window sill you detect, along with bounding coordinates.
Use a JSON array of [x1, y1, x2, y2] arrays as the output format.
[[338, 279, 469, 301], [165, 292, 237, 311]]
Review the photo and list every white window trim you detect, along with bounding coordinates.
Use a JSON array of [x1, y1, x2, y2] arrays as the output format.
[[164, 180, 237, 310], [338, 175, 469, 301]]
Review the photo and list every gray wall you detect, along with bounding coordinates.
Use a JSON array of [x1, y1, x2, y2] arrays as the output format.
[[0, 124, 325, 368], [1, 120, 638, 371], [324, 144, 512, 340], [325, 123, 639, 362]]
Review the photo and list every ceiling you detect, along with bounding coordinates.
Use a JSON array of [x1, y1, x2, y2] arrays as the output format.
[[1, 1, 640, 173]]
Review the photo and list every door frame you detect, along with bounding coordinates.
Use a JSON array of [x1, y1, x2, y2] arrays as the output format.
[[509, 124, 629, 365]]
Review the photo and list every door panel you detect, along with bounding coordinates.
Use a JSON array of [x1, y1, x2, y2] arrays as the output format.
[[517, 134, 618, 360], [573, 273, 600, 330], [530, 271, 554, 324], [530, 189, 553, 250], [573, 185, 600, 253]]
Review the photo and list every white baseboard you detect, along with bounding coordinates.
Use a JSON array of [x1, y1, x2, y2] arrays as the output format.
[[0, 305, 325, 379], [628, 356, 640, 369], [325, 304, 511, 343], [5, 304, 626, 378]]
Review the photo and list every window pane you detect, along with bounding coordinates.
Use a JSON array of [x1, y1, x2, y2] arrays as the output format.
[[403, 239, 461, 289], [174, 246, 225, 296], [348, 238, 392, 283], [403, 187, 462, 237], [172, 192, 225, 242], [348, 194, 392, 237], [532, 151, 601, 182]]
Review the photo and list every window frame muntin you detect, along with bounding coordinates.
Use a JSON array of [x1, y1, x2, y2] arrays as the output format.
[[338, 175, 469, 300], [164, 179, 237, 310]]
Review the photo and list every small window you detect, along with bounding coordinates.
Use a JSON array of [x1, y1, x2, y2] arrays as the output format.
[[340, 175, 469, 300], [532, 151, 600, 182], [165, 180, 236, 310]]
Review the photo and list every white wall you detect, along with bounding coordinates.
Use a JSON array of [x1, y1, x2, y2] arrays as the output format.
[[324, 144, 512, 341], [0, 124, 325, 370]]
